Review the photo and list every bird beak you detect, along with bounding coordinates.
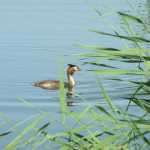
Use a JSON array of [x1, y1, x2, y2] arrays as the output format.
[[77, 67, 81, 71]]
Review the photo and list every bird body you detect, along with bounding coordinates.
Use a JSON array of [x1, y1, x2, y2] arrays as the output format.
[[33, 80, 68, 90], [33, 64, 80, 94]]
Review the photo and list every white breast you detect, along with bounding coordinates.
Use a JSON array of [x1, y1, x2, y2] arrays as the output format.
[[67, 74, 75, 88]]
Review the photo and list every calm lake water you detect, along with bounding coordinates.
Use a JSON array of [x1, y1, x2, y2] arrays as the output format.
[[0, 0, 145, 149]]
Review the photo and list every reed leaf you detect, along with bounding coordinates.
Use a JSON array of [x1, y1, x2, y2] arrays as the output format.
[[79, 44, 121, 51], [96, 105, 116, 121], [96, 78, 118, 114], [91, 30, 150, 43], [121, 119, 150, 126], [131, 98, 150, 113], [123, 130, 150, 145], [37, 122, 50, 133], [94, 8, 102, 17], [83, 62, 117, 68], [90, 69, 147, 76], [59, 60, 68, 124], [5, 114, 45, 150], [118, 11, 144, 24], [0, 131, 11, 137]]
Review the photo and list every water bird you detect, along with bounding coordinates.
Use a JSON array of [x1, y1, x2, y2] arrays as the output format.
[[33, 64, 80, 95]]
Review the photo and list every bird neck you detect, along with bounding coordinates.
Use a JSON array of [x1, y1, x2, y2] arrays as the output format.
[[67, 73, 75, 86], [67, 73, 75, 92]]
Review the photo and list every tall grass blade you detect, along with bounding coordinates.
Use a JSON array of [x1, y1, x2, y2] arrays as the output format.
[[96, 78, 118, 113], [59, 60, 67, 124], [37, 122, 50, 133], [78, 44, 121, 51], [5, 114, 45, 150], [83, 62, 117, 68], [118, 11, 144, 24], [0, 131, 11, 137], [91, 30, 150, 42], [90, 69, 147, 76], [96, 105, 116, 121], [131, 98, 150, 113]]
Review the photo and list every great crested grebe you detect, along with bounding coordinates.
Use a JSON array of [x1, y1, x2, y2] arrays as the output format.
[[33, 64, 80, 95]]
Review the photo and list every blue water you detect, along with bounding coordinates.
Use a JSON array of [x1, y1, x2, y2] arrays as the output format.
[[0, 0, 145, 149]]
